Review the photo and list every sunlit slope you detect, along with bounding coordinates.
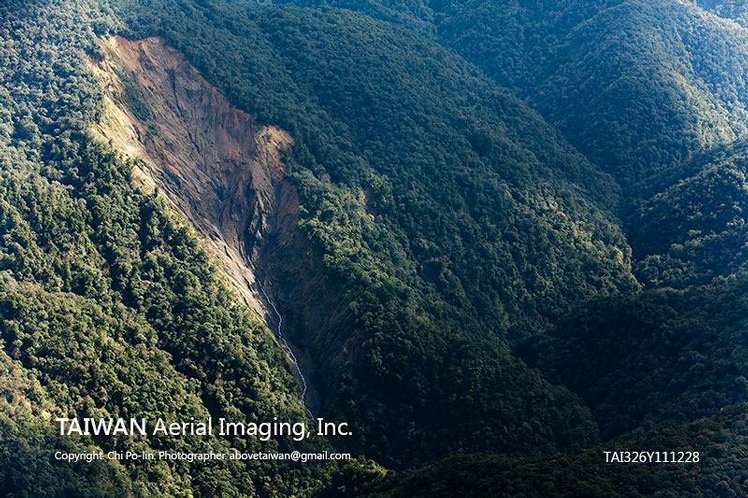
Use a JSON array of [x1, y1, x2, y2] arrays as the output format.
[[0, 1, 322, 495]]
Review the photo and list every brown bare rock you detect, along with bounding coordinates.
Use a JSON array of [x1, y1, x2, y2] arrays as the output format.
[[90, 36, 298, 317]]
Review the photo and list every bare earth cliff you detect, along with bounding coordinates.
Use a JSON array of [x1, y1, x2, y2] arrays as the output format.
[[89, 36, 298, 318]]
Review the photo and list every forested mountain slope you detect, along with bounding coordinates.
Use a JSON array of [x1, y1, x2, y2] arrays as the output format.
[[0, 0, 640, 489], [698, 0, 748, 27], [285, 0, 748, 197], [249, 0, 748, 494], [4, 0, 748, 495], [525, 273, 748, 440], [0, 1, 322, 495], [632, 142, 748, 287], [111, 0, 642, 466]]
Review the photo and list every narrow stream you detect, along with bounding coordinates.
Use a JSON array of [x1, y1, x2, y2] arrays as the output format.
[[252, 272, 313, 418]]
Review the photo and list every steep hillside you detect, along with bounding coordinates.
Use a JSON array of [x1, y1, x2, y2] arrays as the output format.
[[276, 0, 748, 300], [90, 35, 298, 320], [238, 0, 748, 492], [523, 274, 748, 440], [109, 0, 646, 465], [632, 142, 748, 287], [698, 0, 748, 26], [5, 0, 748, 495], [287, 0, 748, 197], [0, 1, 322, 495]]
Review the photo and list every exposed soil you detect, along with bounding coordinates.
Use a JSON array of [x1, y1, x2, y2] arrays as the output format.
[[89, 36, 299, 317]]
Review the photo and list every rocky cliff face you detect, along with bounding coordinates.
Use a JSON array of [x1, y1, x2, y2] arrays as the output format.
[[90, 36, 298, 317]]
